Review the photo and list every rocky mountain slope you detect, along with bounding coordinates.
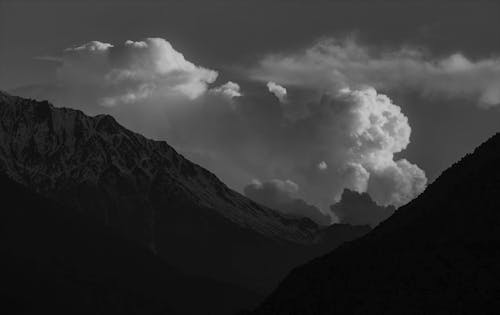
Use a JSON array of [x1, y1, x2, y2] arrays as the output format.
[[0, 172, 260, 315], [0, 91, 370, 294], [0, 91, 314, 244], [252, 133, 500, 314]]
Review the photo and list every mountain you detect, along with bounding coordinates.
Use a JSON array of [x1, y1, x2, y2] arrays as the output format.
[[0, 172, 260, 315], [252, 133, 500, 314], [0, 91, 370, 295]]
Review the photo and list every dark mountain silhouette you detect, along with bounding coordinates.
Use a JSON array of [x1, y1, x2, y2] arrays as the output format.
[[0, 172, 260, 315], [331, 189, 396, 227], [0, 91, 370, 297], [253, 133, 500, 314]]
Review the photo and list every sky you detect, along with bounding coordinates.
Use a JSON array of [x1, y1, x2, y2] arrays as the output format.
[[1, 0, 500, 225]]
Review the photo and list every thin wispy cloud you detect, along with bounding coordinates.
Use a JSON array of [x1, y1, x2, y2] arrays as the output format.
[[252, 38, 500, 107]]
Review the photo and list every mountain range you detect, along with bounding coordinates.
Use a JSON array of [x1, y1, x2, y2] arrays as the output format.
[[0, 91, 370, 312], [3, 89, 500, 314]]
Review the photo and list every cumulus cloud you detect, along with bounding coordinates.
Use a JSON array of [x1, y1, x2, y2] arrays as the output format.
[[267, 81, 287, 102], [58, 38, 218, 106], [317, 161, 328, 171], [244, 86, 426, 210], [318, 87, 427, 207], [242, 84, 427, 222], [252, 38, 500, 107], [210, 81, 242, 98], [244, 179, 332, 225], [330, 189, 396, 227], [25, 36, 429, 224]]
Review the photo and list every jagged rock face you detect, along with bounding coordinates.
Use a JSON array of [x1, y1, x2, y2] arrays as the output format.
[[0, 92, 316, 243], [253, 133, 500, 314], [0, 91, 370, 293]]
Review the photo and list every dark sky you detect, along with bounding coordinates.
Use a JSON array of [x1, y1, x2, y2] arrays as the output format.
[[1, 0, 499, 222], [2, 0, 500, 87]]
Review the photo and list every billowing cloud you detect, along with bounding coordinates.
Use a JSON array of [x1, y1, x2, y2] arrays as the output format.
[[330, 189, 395, 227], [22, 37, 429, 224], [317, 161, 328, 171], [244, 179, 332, 225], [58, 38, 218, 106], [252, 38, 500, 107], [293, 87, 427, 207], [210, 81, 242, 98], [267, 81, 287, 102], [238, 87, 425, 220]]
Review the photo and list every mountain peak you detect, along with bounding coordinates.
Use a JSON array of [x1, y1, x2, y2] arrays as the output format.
[[0, 93, 371, 295], [94, 114, 122, 134], [0, 94, 320, 242]]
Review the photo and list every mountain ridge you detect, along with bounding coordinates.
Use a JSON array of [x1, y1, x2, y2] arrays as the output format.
[[0, 90, 320, 244], [0, 90, 370, 295]]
